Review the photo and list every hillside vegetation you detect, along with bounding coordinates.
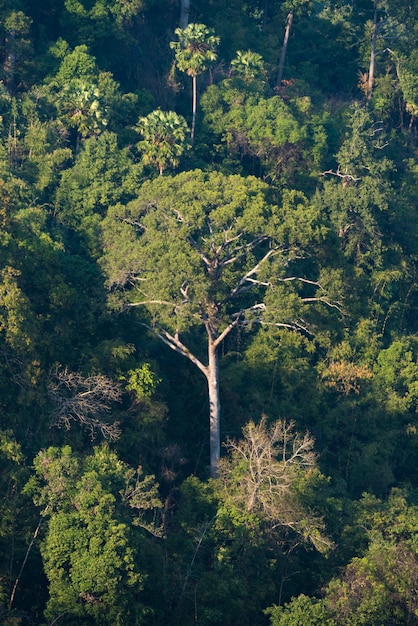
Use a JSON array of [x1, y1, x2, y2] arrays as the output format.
[[0, 1, 418, 624]]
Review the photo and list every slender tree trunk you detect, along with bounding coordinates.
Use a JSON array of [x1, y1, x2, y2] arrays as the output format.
[[4, 31, 16, 93], [367, 9, 378, 101], [179, 0, 190, 29], [191, 74, 197, 142], [206, 338, 220, 478], [277, 8, 294, 87], [262, 0, 269, 30]]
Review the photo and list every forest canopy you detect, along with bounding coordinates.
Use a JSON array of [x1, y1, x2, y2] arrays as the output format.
[[0, 1, 417, 624]]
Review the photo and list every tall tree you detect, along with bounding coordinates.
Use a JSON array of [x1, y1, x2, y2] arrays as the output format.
[[100, 170, 337, 477], [276, 0, 312, 87], [170, 23, 219, 141]]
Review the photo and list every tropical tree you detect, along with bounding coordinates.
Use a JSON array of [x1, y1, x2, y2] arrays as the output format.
[[57, 78, 108, 143], [230, 49, 266, 84], [100, 170, 337, 477], [170, 23, 219, 141], [27, 444, 162, 625], [136, 109, 190, 175], [55, 130, 138, 240], [201, 87, 312, 183]]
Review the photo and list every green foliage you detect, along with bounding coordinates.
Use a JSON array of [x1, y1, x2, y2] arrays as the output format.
[[2, 9, 34, 92], [0, 2, 417, 623], [27, 444, 162, 624], [393, 49, 418, 118], [373, 338, 418, 412], [230, 49, 267, 85], [266, 594, 336, 626], [55, 130, 139, 254], [136, 109, 190, 175], [170, 23, 219, 79], [201, 81, 333, 183], [0, 430, 26, 611], [121, 362, 161, 400], [101, 169, 331, 339], [323, 489, 418, 625]]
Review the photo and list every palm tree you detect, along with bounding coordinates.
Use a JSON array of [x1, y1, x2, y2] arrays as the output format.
[[170, 23, 219, 142], [58, 79, 108, 149], [136, 109, 190, 175], [231, 50, 266, 84]]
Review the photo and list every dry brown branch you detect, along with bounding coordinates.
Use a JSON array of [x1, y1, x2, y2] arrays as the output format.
[[48, 369, 121, 440]]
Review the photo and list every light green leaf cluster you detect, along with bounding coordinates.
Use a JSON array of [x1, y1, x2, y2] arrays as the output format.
[[231, 50, 266, 84], [121, 362, 161, 399], [28, 445, 161, 623], [266, 594, 336, 626], [136, 109, 190, 174], [170, 23, 219, 78]]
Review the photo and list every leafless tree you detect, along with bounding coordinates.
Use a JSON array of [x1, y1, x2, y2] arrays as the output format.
[[219, 417, 333, 552], [48, 369, 121, 440]]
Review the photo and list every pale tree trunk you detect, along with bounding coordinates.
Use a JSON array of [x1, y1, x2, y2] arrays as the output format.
[[277, 8, 294, 87], [206, 338, 221, 478], [142, 322, 227, 478], [179, 0, 190, 29], [367, 9, 378, 101], [191, 74, 197, 142]]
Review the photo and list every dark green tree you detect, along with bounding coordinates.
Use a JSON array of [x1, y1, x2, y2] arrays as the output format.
[[27, 444, 162, 625]]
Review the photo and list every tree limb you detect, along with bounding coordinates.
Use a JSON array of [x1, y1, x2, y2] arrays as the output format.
[[221, 247, 281, 304], [139, 322, 208, 376], [48, 370, 121, 440], [321, 167, 361, 183]]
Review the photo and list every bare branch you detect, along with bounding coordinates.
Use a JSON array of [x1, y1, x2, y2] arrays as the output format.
[[189, 232, 272, 274], [221, 247, 280, 304], [267, 320, 315, 336], [278, 276, 320, 286], [301, 296, 343, 312], [321, 167, 361, 183], [139, 323, 208, 377], [212, 314, 242, 349], [276, 277, 344, 312], [128, 299, 174, 308], [48, 369, 121, 440], [220, 234, 271, 267], [180, 281, 190, 302], [187, 234, 213, 269], [119, 216, 145, 232], [220, 418, 333, 552]]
